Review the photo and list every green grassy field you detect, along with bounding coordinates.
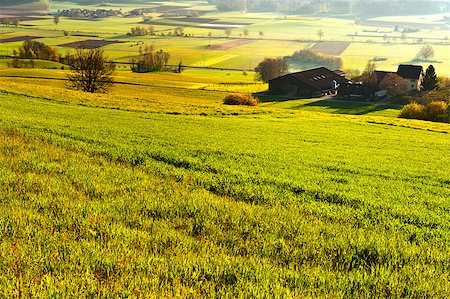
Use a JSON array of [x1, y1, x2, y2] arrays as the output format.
[[1, 1, 450, 297], [0, 72, 450, 297]]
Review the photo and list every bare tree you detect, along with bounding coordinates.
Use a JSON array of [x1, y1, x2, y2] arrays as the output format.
[[360, 61, 377, 86], [243, 28, 249, 38], [379, 73, 407, 96], [225, 28, 232, 38], [148, 25, 155, 35], [416, 45, 434, 61], [401, 33, 408, 43], [67, 48, 115, 93], [174, 26, 184, 36], [317, 29, 324, 41], [207, 32, 212, 45]]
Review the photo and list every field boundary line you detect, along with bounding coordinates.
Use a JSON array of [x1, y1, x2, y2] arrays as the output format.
[[0, 75, 230, 93]]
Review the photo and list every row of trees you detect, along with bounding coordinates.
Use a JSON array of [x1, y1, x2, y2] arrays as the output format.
[[1, 18, 19, 27], [129, 26, 155, 36], [129, 26, 189, 37]]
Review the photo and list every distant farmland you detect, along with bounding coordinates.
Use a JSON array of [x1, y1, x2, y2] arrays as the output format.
[[0, 0, 48, 16]]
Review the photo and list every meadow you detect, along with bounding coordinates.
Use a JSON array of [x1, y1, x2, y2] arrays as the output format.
[[0, 71, 450, 297], [1, 1, 450, 297]]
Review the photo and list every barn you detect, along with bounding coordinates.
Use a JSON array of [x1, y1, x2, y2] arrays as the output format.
[[268, 67, 349, 97]]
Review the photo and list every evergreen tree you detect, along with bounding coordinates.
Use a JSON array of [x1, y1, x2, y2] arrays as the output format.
[[422, 65, 438, 91]]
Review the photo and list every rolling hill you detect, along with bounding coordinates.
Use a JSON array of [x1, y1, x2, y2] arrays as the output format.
[[0, 76, 449, 297]]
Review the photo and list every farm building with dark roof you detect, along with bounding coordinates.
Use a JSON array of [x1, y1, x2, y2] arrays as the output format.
[[371, 66, 423, 92], [374, 70, 396, 84], [397, 64, 423, 80], [268, 67, 349, 97], [397, 64, 424, 91]]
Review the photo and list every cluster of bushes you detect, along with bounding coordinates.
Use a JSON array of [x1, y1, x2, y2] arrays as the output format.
[[129, 26, 155, 36], [223, 93, 259, 106], [131, 45, 170, 73], [13, 40, 59, 62], [8, 40, 59, 68], [172, 27, 185, 36], [421, 85, 450, 103], [399, 101, 449, 123], [285, 49, 343, 70], [1, 18, 19, 27]]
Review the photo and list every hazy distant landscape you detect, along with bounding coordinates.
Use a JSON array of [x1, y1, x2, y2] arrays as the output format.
[[0, 0, 449, 297]]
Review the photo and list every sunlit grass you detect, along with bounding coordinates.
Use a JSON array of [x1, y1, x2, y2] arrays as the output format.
[[0, 89, 449, 297]]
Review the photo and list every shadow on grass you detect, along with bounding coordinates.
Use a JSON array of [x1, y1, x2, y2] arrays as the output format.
[[409, 59, 442, 64], [299, 100, 401, 115], [256, 94, 302, 103]]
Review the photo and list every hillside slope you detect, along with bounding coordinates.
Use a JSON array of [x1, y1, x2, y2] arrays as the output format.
[[0, 89, 449, 297]]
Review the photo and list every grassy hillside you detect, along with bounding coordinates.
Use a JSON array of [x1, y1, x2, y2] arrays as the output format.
[[0, 78, 449, 297]]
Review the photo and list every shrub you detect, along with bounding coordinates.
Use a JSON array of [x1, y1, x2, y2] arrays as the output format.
[[223, 93, 259, 106], [399, 102, 424, 119], [15, 40, 59, 62], [399, 101, 449, 123], [424, 101, 449, 123]]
